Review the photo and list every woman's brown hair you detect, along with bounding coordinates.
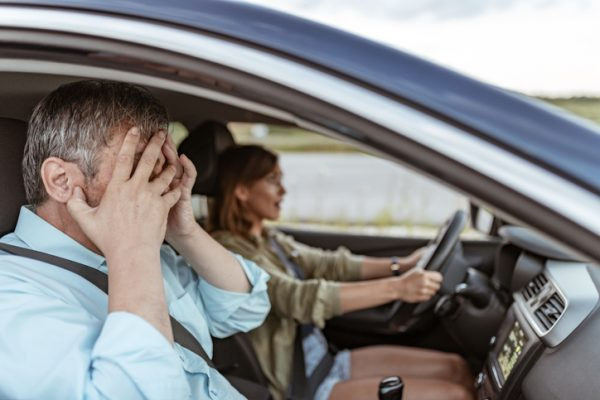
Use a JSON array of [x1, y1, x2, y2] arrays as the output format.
[[208, 144, 278, 238]]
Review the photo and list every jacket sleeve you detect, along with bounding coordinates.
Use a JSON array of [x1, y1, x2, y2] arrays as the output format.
[[211, 232, 347, 327], [275, 232, 363, 282], [263, 264, 342, 327]]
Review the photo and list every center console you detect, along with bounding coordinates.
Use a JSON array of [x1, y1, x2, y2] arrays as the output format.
[[476, 305, 543, 400], [474, 250, 598, 400]]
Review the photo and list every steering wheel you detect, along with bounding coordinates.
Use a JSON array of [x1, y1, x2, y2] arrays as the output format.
[[388, 209, 468, 331], [416, 209, 468, 272], [326, 210, 469, 335]]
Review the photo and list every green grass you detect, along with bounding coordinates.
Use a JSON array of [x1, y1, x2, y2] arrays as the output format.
[[539, 97, 600, 125]]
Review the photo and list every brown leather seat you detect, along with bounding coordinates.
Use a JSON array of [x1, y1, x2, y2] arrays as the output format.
[[0, 118, 27, 236]]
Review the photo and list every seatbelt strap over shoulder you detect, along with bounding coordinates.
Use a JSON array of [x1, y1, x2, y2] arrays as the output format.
[[269, 235, 305, 280], [0, 242, 215, 368]]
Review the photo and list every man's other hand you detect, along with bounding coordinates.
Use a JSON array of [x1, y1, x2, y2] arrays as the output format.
[[161, 134, 200, 246]]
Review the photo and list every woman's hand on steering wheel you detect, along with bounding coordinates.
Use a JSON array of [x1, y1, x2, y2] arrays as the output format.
[[400, 247, 428, 270], [391, 268, 443, 303]]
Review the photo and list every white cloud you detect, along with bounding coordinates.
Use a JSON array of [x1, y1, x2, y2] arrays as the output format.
[[244, 0, 600, 96]]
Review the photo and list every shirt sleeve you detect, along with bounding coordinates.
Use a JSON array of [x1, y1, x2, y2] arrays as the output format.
[[0, 281, 190, 400], [199, 254, 271, 338], [276, 232, 363, 282], [168, 248, 271, 339]]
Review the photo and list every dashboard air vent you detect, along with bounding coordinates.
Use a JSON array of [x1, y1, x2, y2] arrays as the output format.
[[534, 293, 566, 331], [522, 273, 548, 300]]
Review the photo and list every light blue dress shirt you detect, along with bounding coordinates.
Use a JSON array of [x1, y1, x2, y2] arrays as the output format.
[[0, 206, 270, 400]]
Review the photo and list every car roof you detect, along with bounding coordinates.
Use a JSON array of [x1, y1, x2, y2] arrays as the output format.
[[2, 0, 600, 194]]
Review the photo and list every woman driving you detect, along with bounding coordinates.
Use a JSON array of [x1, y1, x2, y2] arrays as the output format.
[[209, 144, 474, 400]]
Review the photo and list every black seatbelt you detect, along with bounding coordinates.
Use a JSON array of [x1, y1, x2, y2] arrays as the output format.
[[289, 322, 309, 400], [0, 242, 215, 369], [268, 235, 335, 400]]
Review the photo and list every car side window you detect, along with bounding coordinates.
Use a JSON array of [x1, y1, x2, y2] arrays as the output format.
[[229, 123, 472, 238]]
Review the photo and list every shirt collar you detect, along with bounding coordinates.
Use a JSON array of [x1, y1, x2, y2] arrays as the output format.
[[14, 206, 106, 271]]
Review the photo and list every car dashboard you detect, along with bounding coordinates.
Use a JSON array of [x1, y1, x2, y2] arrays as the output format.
[[477, 227, 599, 400]]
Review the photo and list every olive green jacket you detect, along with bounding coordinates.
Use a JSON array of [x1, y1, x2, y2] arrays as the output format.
[[212, 228, 363, 400]]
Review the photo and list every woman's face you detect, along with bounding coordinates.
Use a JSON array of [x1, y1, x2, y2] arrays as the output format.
[[240, 164, 286, 222]]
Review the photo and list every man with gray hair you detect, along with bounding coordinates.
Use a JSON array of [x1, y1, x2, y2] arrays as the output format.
[[0, 80, 270, 399]]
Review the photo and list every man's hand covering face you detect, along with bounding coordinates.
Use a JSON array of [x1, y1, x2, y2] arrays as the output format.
[[66, 127, 181, 257]]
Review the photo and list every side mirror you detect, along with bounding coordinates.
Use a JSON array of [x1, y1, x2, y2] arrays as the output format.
[[469, 203, 502, 236]]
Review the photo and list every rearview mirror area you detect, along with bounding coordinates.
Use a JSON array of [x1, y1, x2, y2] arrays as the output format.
[[470, 203, 502, 236]]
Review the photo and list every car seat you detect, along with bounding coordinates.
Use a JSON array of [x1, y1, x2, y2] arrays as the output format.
[[177, 120, 235, 197], [0, 118, 27, 236], [178, 121, 271, 390]]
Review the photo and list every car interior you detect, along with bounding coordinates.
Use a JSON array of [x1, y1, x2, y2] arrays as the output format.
[[1, 67, 599, 400]]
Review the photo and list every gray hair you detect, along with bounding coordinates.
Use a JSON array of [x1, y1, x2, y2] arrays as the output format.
[[23, 80, 169, 206]]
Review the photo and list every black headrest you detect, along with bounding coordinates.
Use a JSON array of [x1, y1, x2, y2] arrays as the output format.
[[0, 118, 27, 236], [178, 120, 235, 196]]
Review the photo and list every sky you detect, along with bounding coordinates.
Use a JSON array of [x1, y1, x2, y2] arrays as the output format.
[[243, 0, 600, 97]]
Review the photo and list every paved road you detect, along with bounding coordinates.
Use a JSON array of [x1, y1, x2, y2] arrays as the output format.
[[279, 152, 468, 227]]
